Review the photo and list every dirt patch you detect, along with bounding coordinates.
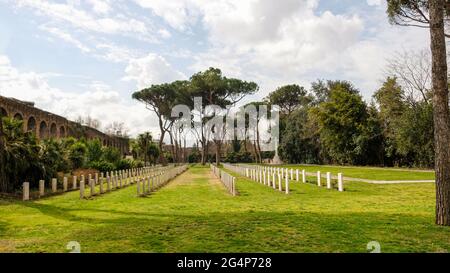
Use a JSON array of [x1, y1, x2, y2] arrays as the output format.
[[0, 240, 16, 252], [205, 171, 222, 186], [165, 170, 199, 188]]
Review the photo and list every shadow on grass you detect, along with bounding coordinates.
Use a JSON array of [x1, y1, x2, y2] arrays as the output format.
[[16, 200, 450, 253]]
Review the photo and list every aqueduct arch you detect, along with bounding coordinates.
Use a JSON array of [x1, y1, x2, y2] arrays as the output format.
[[27, 116, 36, 133], [50, 123, 57, 138], [14, 113, 23, 120], [39, 121, 48, 139], [1, 95, 130, 155], [59, 126, 66, 138], [1, 107, 7, 117]]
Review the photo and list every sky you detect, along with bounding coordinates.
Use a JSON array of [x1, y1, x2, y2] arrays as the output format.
[[0, 0, 430, 138]]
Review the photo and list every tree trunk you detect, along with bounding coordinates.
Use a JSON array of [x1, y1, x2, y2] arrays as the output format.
[[183, 138, 187, 163], [215, 141, 221, 165], [256, 122, 262, 163], [144, 141, 148, 166], [252, 139, 259, 163], [169, 131, 176, 163], [205, 141, 210, 164], [200, 137, 207, 165], [430, 0, 450, 226], [158, 130, 167, 165], [0, 112, 7, 193]]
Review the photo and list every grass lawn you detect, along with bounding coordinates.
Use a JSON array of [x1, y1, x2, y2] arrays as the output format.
[[261, 164, 435, 181], [0, 165, 448, 253]]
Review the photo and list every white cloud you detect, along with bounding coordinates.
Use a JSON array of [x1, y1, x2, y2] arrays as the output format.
[[133, 0, 199, 31], [95, 43, 140, 63], [158, 28, 172, 39], [367, 0, 382, 6], [39, 25, 91, 53], [0, 55, 159, 137], [13, 0, 156, 41], [1, 0, 433, 137], [87, 0, 112, 14], [186, 0, 429, 99], [123, 53, 186, 89]]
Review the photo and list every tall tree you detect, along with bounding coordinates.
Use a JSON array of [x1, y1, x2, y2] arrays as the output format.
[[188, 68, 258, 165], [105, 122, 129, 137], [266, 84, 312, 116], [137, 132, 153, 165], [133, 83, 178, 164], [373, 77, 406, 165], [387, 0, 450, 225], [311, 84, 371, 165], [385, 49, 432, 104], [0, 112, 6, 192]]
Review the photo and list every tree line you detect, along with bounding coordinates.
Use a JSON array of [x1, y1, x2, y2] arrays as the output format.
[[131, 51, 435, 169]]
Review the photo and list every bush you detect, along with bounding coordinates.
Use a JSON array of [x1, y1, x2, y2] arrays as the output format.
[[68, 142, 87, 169], [89, 160, 115, 173], [188, 150, 201, 163], [102, 146, 121, 165], [132, 160, 144, 168], [115, 158, 133, 170], [86, 139, 103, 164], [225, 152, 238, 163]]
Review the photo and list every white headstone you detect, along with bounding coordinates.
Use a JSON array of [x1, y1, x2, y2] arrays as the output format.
[[52, 178, 57, 193], [63, 177, 68, 192], [39, 180, 45, 197], [338, 173, 344, 192], [327, 172, 332, 189], [80, 181, 85, 199], [285, 175, 289, 194], [23, 182, 30, 201]]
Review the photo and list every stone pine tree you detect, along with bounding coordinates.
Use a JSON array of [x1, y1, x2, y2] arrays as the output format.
[[387, 0, 450, 225], [133, 83, 178, 165], [188, 68, 258, 165]]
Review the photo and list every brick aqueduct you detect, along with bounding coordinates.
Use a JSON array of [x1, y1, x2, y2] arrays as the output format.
[[0, 95, 130, 155]]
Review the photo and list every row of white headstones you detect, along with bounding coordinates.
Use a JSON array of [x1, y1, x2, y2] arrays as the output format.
[[136, 165, 188, 197], [224, 164, 344, 194], [22, 165, 181, 201], [210, 164, 237, 196]]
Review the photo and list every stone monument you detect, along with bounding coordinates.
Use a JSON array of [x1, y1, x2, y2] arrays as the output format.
[[271, 139, 283, 165]]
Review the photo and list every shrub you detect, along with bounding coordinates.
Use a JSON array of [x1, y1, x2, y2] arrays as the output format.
[[86, 139, 103, 164], [115, 158, 133, 170], [102, 146, 121, 165], [68, 142, 87, 169], [89, 160, 115, 173], [132, 160, 144, 168]]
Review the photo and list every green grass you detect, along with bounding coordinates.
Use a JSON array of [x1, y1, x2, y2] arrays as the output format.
[[261, 164, 435, 181], [0, 165, 449, 253]]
